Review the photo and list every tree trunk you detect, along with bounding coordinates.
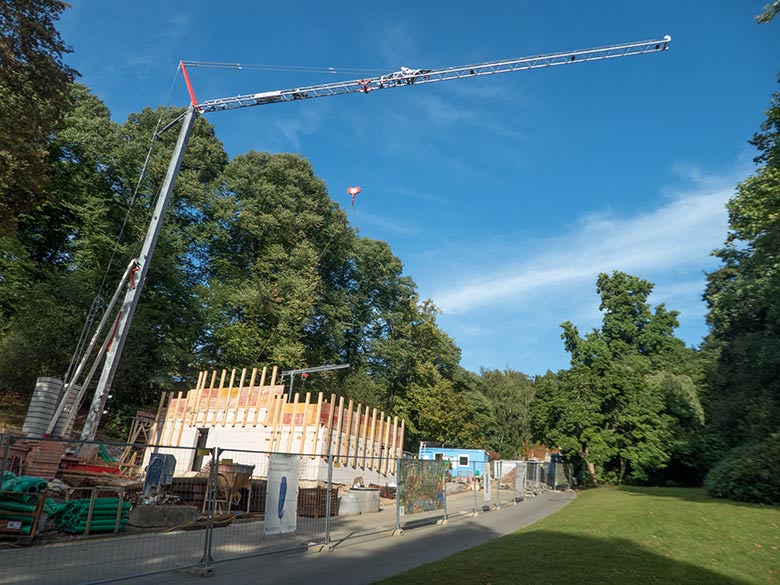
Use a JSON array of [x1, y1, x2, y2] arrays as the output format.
[[580, 450, 598, 485]]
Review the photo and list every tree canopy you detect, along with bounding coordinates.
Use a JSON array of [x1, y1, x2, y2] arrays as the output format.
[[0, 0, 78, 233], [532, 271, 706, 484]]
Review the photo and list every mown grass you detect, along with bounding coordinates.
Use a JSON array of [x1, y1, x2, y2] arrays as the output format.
[[379, 487, 780, 585]]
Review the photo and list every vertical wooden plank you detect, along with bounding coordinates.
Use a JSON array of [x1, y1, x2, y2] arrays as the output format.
[[357, 405, 368, 469], [265, 394, 277, 450], [186, 370, 204, 425], [270, 394, 284, 452], [206, 369, 226, 426], [324, 393, 337, 458], [382, 415, 392, 475], [390, 416, 399, 468], [230, 368, 247, 427], [285, 392, 299, 453], [342, 399, 354, 466], [196, 370, 217, 426], [398, 419, 405, 459], [310, 392, 323, 456], [364, 407, 377, 469], [162, 392, 176, 445], [298, 392, 311, 455], [149, 392, 167, 446], [181, 375, 196, 427], [252, 367, 267, 427], [242, 368, 258, 428], [334, 396, 345, 462], [173, 391, 186, 446], [219, 368, 237, 426], [191, 371, 210, 426], [350, 403, 362, 468], [375, 412, 385, 473]]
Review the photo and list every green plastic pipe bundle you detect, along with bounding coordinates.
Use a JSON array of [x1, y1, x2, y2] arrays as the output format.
[[43, 499, 64, 516], [0, 512, 34, 523], [97, 444, 118, 463], [1, 475, 48, 494], [0, 500, 36, 513], [55, 497, 131, 534]]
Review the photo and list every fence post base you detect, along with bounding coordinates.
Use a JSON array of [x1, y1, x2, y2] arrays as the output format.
[[179, 566, 215, 578], [392, 528, 404, 536], [436, 518, 448, 526]]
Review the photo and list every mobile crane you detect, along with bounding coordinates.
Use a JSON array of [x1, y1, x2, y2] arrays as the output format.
[[45, 35, 671, 442]]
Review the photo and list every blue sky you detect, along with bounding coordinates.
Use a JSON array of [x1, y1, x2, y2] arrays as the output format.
[[59, 1, 780, 375]]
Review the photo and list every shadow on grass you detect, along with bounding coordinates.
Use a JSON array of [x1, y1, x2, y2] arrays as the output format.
[[382, 530, 751, 585]]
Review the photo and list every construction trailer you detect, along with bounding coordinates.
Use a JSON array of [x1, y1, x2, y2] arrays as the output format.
[[418, 442, 489, 479], [143, 367, 405, 486]]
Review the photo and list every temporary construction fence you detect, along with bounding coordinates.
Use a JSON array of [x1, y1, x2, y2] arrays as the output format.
[[0, 433, 570, 585]]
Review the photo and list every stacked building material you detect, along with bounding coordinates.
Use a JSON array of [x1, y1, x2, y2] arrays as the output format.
[[0, 473, 51, 538], [1, 474, 48, 502], [24, 440, 66, 479], [54, 497, 130, 534]]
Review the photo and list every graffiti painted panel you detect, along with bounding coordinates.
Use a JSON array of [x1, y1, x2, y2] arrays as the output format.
[[398, 460, 446, 515]]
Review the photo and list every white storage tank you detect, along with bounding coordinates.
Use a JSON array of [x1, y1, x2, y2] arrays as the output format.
[[22, 377, 63, 438]]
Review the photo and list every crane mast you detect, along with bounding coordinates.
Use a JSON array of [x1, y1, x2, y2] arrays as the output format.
[[74, 35, 671, 441]]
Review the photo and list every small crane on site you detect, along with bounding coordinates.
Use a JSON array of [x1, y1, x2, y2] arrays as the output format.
[[46, 35, 671, 442]]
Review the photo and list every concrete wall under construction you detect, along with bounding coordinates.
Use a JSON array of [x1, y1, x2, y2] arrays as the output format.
[[142, 367, 404, 486]]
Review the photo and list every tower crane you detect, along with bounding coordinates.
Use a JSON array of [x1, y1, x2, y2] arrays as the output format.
[[54, 35, 670, 442]]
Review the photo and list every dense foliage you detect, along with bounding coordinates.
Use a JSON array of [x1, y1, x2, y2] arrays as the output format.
[[703, 84, 780, 455], [703, 434, 780, 505], [0, 0, 78, 233], [531, 272, 709, 485]]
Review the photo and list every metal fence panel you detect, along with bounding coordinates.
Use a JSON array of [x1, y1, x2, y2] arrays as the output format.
[[207, 448, 327, 560], [328, 454, 400, 541], [1, 433, 575, 585], [396, 459, 448, 528], [1, 437, 207, 585]]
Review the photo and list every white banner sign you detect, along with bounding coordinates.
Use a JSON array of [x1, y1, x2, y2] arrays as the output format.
[[265, 454, 299, 535]]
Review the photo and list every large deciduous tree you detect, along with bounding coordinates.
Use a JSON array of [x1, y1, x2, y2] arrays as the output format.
[[0, 0, 77, 232], [477, 368, 535, 458], [0, 89, 229, 405], [532, 272, 705, 484], [704, 82, 780, 451]]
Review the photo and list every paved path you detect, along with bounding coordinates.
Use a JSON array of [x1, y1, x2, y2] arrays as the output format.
[[126, 491, 574, 585]]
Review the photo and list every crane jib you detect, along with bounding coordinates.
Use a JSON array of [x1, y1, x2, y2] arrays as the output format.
[[194, 36, 671, 114]]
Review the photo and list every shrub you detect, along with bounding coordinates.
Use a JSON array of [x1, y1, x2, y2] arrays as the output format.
[[704, 434, 780, 505]]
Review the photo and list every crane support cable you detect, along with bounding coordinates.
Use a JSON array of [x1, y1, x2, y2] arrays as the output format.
[[181, 61, 386, 75], [195, 36, 670, 114]]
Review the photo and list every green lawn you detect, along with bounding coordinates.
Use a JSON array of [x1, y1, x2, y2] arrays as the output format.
[[379, 487, 780, 585]]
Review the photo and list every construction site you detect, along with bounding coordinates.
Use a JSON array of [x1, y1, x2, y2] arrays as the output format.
[[1, 366, 569, 585], [0, 25, 665, 585]]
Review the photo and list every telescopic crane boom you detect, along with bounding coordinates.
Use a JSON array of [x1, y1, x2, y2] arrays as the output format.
[[74, 35, 671, 441], [192, 36, 670, 113]]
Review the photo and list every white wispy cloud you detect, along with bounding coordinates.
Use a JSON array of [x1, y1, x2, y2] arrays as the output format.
[[431, 174, 736, 315], [350, 209, 420, 235]]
